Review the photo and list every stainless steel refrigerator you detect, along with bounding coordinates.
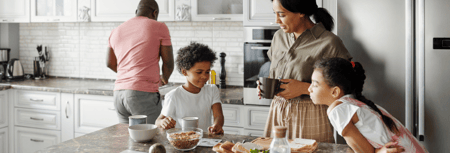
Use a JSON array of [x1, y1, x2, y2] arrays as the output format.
[[324, 0, 450, 152]]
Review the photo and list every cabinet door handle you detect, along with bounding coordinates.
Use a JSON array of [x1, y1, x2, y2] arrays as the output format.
[[65, 101, 69, 119], [2, 19, 8, 22], [270, 22, 278, 25], [30, 98, 44, 102], [108, 107, 116, 111], [30, 139, 44, 142], [30, 117, 44, 121], [213, 17, 231, 20], [250, 46, 271, 50]]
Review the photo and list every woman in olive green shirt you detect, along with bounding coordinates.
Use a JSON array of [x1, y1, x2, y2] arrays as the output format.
[[262, 0, 352, 142]]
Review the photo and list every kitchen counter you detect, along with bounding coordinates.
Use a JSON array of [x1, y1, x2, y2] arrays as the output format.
[[0, 77, 243, 104], [36, 123, 354, 153]]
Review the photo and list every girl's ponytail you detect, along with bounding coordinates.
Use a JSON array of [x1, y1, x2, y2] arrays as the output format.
[[352, 62, 399, 134], [313, 8, 334, 31]]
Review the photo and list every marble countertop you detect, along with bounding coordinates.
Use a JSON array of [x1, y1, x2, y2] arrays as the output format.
[[0, 77, 243, 104], [36, 123, 354, 153]]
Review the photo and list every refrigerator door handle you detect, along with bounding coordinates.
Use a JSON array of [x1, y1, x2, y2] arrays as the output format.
[[417, 0, 425, 141]]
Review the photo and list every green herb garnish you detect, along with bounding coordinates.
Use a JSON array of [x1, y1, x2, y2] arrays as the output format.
[[250, 149, 269, 153]]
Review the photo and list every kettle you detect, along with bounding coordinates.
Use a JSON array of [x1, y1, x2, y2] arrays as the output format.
[[6, 58, 24, 80]]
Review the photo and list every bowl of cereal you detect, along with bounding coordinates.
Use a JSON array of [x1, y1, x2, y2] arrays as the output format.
[[166, 127, 203, 151]]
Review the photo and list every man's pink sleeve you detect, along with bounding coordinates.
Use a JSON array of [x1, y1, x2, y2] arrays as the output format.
[[159, 23, 172, 46]]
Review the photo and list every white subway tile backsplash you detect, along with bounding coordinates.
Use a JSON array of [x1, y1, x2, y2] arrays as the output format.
[[19, 21, 244, 86]]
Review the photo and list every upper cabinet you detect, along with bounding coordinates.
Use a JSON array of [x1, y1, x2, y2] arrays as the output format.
[[31, 0, 78, 22], [244, 0, 322, 26], [156, 0, 175, 21], [190, 0, 243, 21], [0, 0, 30, 23], [89, 0, 174, 22], [90, 0, 140, 22]]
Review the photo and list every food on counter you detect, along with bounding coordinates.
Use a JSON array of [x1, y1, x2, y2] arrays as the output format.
[[213, 141, 265, 153], [251, 137, 318, 153], [148, 143, 166, 153], [168, 131, 201, 149], [289, 138, 317, 153], [213, 141, 235, 153], [232, 142, 264, 153]]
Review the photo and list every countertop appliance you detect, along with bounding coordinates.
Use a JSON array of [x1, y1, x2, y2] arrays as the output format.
[[243, 27, 279, 106], [6, 58, 24, 81]]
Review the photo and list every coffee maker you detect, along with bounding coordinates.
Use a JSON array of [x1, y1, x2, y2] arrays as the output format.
[[0, 48, 10, 81]]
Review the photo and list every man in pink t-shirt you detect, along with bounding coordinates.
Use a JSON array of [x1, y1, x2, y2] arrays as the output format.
[[107, 0, 174, 124]]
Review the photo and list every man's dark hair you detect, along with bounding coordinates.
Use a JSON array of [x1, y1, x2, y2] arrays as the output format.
[[176, 42, 218, 74], [136, 0, 159, 18]]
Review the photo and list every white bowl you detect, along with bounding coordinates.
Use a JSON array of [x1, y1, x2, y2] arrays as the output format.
[[128, 124, 158, 142]]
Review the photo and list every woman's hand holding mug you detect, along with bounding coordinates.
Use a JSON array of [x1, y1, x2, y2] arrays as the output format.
[[277, 79, 311, 100]]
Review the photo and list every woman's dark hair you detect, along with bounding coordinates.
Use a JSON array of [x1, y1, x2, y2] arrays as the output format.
[[314, 58, 398, 133], [176, 42, 217, 74], [271, 0, 334, 31]]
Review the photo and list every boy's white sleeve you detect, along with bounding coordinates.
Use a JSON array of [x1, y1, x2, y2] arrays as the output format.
[[211, 85, 222, 105], [161, 92, 176, 118]]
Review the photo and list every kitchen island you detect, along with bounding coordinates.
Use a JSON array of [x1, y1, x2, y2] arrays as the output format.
[[36, 124, 354, 153]]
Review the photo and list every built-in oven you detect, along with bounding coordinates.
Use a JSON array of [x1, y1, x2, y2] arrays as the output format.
[[243, 27, 279, 105]]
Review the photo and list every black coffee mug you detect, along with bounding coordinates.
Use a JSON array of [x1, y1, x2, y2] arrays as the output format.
[[259, 77, 284, 99]]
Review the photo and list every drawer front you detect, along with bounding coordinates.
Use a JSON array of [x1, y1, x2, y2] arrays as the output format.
[[222, 104, 243, 127], [14, 90, 60, 110], [0, 91, 7, 128], [244, 106, 270, 130], [0, 127, 7, 153], [15, 127, 61, 153], [243, 129, 265, 137], [75, 94, 119, 133], [223, 126, 244, 135], [15, 108, 60, 130]]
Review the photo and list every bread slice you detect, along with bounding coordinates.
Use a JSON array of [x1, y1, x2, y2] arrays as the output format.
[[232, 142, 265, 153], [220, 141, 235, 151], [212, 142, 223, 152], [289, 138, 318, 153], [231, 142, 249, 153]]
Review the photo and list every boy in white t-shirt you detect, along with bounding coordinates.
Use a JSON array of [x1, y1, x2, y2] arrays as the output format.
[[155, 42, 224, 134]]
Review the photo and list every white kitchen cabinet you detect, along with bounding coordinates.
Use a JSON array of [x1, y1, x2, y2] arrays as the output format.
[[0, 0, 30, 23], [90, 0, 174, 22], [0, 127, 7, 153], [243, 129, 264, 137], [60, 93, 74, 142], [74, 94, 119, 134], [243, 105, 269, 130], [30, 0, 78, 22], [222, 126, 244, 135], [222, 104, 244, 127], [0, 91, 7, 128], [243, 0, 322, 26], [190, 0, 243, 21], [15, 126, 60, 153], [14, 90, 60, 111], [14, 108, 61, 130], [156, 0, 175, 21]]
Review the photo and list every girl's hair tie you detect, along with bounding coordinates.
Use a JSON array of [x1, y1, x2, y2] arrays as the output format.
[[350, 61, 355, 68]]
